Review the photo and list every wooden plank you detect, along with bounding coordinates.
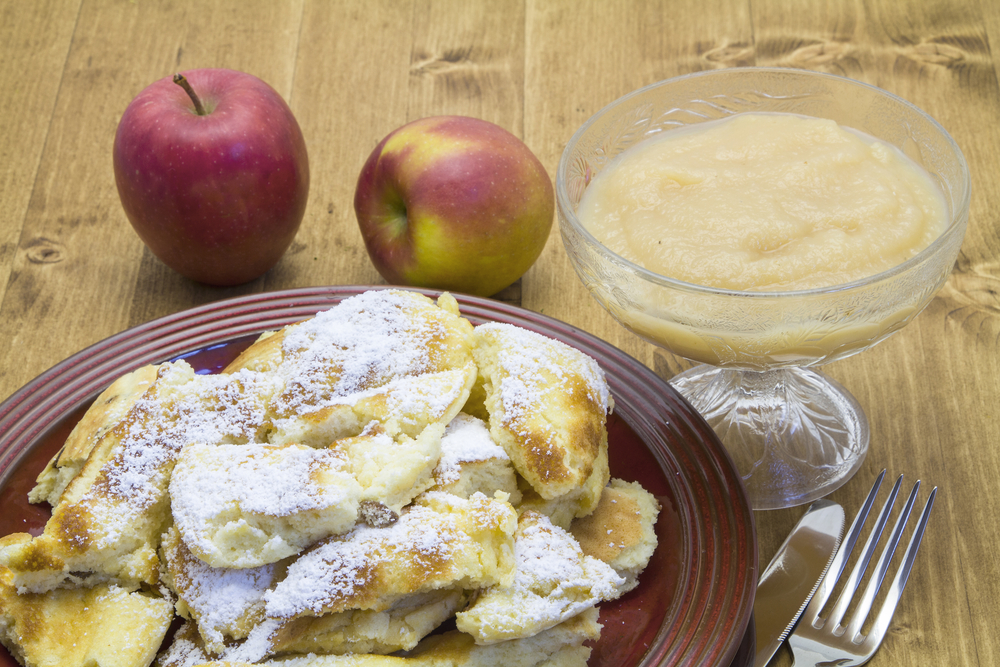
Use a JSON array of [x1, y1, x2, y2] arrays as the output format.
[[408, 0, 525, 129], [267, 0, 414, 293], [0, 0, 81, 316], [0, 0, 305, 401]]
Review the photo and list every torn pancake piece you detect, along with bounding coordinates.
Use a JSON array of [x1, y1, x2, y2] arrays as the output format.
[[349, 363, 478, 441], [404, 605, 601, 667], [514, 445, 609, 531], [188, 606, 602, 667], [29, 364, 160, 507], [266, 290, 476, 448], [222, 492, 517, 664], [169, 443, 363, 569], [224, 330, 284, 374], [0, 362, 281, 593], [153, 621, 212, 667], [455, 510, 623, 645], [259, 588, 469, 657], [330, 422, 444, 515], [427, 413, 521, 504], [160, 527, 289, 655], [0, 566, 173, 667], [472, 323, 612, 504], [269, 492, 515, 617], [569, 478, 660, 595]]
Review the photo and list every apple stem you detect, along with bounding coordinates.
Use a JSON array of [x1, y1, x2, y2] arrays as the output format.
[[173, 73, 207, 115]]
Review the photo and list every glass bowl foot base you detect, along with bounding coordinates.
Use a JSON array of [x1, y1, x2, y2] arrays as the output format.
[[670, 365, 869, 510]]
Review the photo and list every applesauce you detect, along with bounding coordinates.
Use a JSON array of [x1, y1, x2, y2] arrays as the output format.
[[576, 113, 948, 292]]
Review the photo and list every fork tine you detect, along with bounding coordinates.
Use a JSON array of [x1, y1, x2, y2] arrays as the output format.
[[802, 469, 885, 628], [789, 473, 936, 667], [843, 478, 920, 640], [864, 484, 937, 646], [826, 473, 902, 630]]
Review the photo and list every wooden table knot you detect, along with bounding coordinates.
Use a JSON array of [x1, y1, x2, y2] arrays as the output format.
[[899, 41, 967, 68], [700, 42, 755, 68], [24, 238, 65, 265], [410, 48, 475, 76], [780, 40, 856, 68]]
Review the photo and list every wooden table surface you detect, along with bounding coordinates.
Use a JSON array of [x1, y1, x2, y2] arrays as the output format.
[[1, 1, 997, 665]]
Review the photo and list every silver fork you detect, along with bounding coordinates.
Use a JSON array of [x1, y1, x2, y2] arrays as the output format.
[[787, 470, 937, 666]]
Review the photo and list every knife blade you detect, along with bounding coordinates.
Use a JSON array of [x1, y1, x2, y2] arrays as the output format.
[[753, 499, 845, 667]]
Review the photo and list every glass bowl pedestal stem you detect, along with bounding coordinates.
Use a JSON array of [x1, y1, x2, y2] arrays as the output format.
[[670, 365, 867, 510]]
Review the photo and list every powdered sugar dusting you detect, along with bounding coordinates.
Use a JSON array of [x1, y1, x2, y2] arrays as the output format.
[[263, 503, 455, 619], [168, 442, 363, 568], [481, 323, 611, 428], [514, 516, 620, 599], [186, 565, 273, 634], [434, 413, 508, 484], [219, 617, 282, 664], [152, 623, 211, 667], [172, 443, 354, 519], [275, 291, 449, 416], [86, 365, 280, 545], [422, 490, 517, 534], [455, 511, 623, 641], [164, 531, 277, 650], [382, 367, 472, 427]]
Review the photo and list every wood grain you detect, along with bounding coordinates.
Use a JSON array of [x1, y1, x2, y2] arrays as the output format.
[[0, 1, 997, 665], [269, 0, 409, 293], [0, 0, 81, 326]]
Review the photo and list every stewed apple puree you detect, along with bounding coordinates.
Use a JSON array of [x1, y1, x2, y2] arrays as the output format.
[[575, 112, 949, 367], [577, 113, 947, 292]]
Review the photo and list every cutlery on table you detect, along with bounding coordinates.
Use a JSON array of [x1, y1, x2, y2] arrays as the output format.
[[753, 499, 845, 667], [787, 470, 937, 666]]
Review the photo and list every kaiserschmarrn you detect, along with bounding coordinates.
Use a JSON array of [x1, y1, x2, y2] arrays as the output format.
[[0, 289, 659, 667]]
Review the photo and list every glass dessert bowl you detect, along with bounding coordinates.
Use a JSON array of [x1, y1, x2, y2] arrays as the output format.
[[557, 68, 969, 510]]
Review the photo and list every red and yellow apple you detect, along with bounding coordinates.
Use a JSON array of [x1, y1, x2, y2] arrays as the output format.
[[113, 68, 309, 286], [353, 116, 554, 297]]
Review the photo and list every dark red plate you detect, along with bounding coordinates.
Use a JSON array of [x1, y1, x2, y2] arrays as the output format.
[[0, 286, 756, 667]]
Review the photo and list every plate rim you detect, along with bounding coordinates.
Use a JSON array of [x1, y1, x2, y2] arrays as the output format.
[[0, 285, 756, 667]]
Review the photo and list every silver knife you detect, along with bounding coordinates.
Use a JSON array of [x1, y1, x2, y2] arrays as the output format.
[[754, 499, 845, 667]]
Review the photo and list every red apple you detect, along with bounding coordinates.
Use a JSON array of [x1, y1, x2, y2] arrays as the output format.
[[353, 116, 554, 297], [113, 68, 309, 286]]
